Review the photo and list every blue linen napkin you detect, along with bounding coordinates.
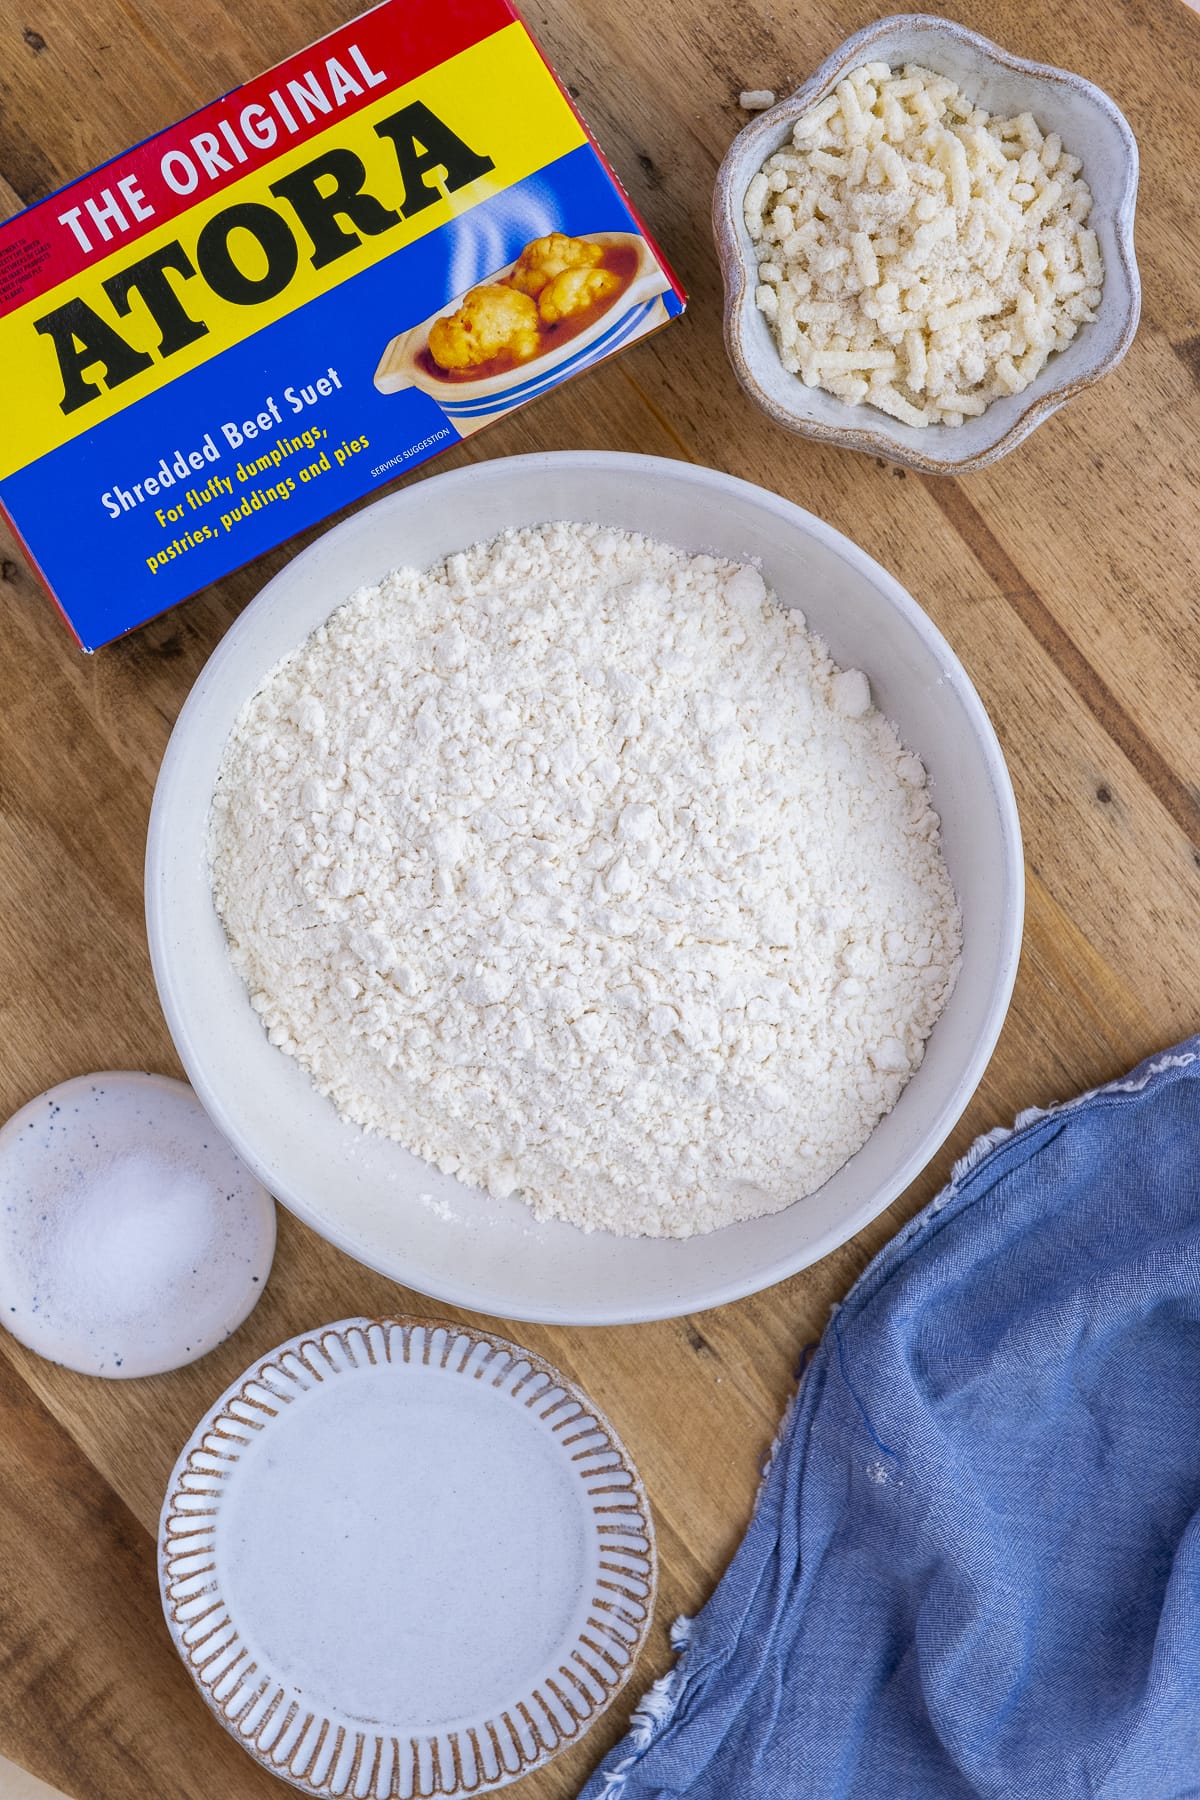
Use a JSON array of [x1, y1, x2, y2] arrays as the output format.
[[583, 1040, 1200, 1800]]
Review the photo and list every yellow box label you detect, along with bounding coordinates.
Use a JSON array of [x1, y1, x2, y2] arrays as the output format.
[[0, 23, 585, 480]]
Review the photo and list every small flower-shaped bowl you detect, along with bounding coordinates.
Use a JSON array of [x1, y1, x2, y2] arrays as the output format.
[[713, 14, 1140, 474]]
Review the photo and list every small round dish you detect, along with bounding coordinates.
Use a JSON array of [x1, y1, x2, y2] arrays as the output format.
[[373, 231, 672, 438], [146, 451, 1024, 1325], [0, 1072, 274, 1377], [714, 13, 1140, 474], [159, 1317, 655, 1798]]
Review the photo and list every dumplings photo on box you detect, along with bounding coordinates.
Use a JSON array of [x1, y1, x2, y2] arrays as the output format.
[[374, 228, 674, 435]]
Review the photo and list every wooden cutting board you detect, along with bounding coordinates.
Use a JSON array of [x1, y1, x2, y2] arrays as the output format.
[[2, 0, 1199, 1793]]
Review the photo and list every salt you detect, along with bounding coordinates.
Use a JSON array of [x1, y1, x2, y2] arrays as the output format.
[[0, 1073, 275, 1377]]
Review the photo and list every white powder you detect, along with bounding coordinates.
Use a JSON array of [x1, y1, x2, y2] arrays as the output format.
[[211, 523, 961, 1238], [0, 1073, 274, 1378]]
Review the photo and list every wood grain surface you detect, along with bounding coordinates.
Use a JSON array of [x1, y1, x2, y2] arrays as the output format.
[[2, 0, 1199, 1793]]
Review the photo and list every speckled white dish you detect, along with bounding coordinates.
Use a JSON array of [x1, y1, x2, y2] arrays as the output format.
[[0, 1072, 274, 1377], [714, 13, 1140, 473], [159, 1318, 655, 1797], [146, 450, 1023, 1325]]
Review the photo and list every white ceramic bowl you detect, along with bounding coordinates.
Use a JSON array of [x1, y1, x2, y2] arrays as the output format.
[[373, 232, 672, 438], [714, 14, 1140, 474], [146, 452, 1023, 1325]]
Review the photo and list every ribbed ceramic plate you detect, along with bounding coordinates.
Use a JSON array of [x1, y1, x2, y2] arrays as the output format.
[[159, 1318, 655, 1797]]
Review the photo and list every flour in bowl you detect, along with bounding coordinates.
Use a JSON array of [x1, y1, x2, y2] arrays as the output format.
[[210, 522, 960, 1237]]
